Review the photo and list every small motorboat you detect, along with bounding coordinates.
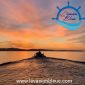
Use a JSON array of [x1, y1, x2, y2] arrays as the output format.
[[33, 51, 46, 59]]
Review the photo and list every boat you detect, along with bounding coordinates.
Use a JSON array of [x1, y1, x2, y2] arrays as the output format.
[[33, 51, 46, 59]]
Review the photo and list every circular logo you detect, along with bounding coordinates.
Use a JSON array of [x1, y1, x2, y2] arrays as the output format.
[[52, 2, 85, 30]]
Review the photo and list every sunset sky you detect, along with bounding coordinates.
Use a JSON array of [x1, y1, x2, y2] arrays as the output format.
[[0, 0, 85, 50]]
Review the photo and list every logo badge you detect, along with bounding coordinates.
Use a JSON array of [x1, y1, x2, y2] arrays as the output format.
[[52, 2, 85, 30]]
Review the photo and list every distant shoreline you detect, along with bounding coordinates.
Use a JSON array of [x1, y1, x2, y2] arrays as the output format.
[[0, 48, 84, 52]]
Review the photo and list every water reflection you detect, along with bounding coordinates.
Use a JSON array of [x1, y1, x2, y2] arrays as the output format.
[[44, 52, 85, 62], [0, 51, 85, 64], [0, 51, 36, 64]]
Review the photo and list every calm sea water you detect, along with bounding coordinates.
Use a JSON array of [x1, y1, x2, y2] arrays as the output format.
[[0, 51, 85, 64]]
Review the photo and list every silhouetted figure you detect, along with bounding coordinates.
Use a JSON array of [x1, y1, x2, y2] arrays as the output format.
[[33, 51, 46, 59]]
